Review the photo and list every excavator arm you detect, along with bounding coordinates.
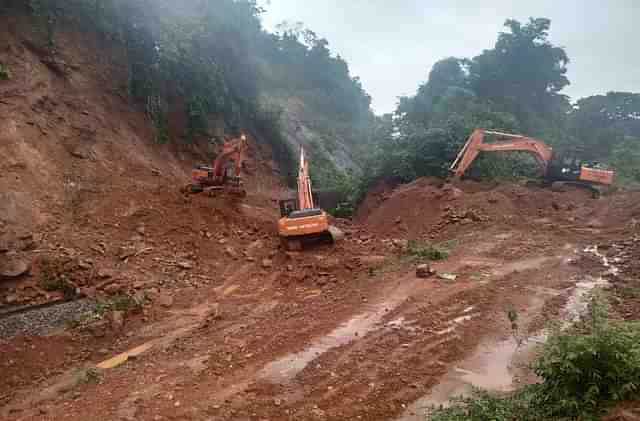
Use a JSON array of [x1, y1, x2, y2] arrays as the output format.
[[450, 129, 554, 178], [297, 147, 315, 211], [212, 133, 248, 179]]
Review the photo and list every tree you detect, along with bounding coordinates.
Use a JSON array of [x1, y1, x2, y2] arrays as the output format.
[[468, 18, 570, 135]]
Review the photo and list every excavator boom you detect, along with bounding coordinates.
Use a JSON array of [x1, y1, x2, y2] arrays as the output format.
[[450, 129, 615, 187], [188, 132, 248, 196], [450, 129, 553, 178], [277, 147, 333, 250]]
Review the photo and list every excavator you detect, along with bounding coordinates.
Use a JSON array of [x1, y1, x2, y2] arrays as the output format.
[[278, 147, 334, 250], [187, 131, 248, 196], [450, 129, 615, 194]]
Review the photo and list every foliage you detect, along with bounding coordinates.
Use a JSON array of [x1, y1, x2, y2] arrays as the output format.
[[0, 63, 11, 80], [532, 293, 640, 419], [357, 17, 639, 197], [428, 292, 640, 421], [406, 240, 449, 260], [14, 0, 372, 175], [428, 387, 540, 421], [610, 136, 640, 186], [39, 258, 76, 299]]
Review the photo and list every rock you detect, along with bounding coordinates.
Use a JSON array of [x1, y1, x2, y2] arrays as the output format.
[[177, 261, 194, 270], [224, 247, 237, 259], [97, 269, 113, 279], [136, 226, 146, 236], [218, 238, 228, 245], [109, 311, 125, 330], [438, 272, 458, 282], [0, 258, 31, 279], [261, 259, 273, 269], [103, 283, 123, 295], [395, 217, 402, 224], [5, 293, 19, 304], [416, 264, 434, 278], [133, 280, 146, 289], [157, 294, 174, 308]]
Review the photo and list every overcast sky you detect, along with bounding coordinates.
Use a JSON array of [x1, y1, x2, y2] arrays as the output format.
[[258, 0, 638, 114]]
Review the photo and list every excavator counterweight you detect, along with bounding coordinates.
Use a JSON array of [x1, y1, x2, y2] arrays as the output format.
[[277, 148, 334, 250]]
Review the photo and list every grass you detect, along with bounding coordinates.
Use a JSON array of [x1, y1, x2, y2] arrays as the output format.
[[39, 258, 77, 299], [67, 293, 145, 329], [428, 291, 640, 421], [406, 240, 450, 260]]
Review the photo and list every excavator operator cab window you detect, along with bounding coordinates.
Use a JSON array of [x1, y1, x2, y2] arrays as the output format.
[[279, 199, 298, 218]]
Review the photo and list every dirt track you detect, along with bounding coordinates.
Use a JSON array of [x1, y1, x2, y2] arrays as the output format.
[[2, 176, 638, 420], [2, 15, 640, 420]]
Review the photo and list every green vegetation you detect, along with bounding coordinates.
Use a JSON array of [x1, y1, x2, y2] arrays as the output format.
[[360, 18, 640, 196], [17, 0, 372, 178], [0, 63, 10, 80], [429, 293, 640, 421], [406, 240, 449, 260], [39, 258, 76, 299]]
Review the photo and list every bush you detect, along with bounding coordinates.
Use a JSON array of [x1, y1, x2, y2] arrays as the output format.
[[428, 387, 541, 421], [0, 63, 11, 80], [532, 295, 640, 419], [406, 240, 449, 260], [39, 258, 76, 299], [428, 292, 640, 421]]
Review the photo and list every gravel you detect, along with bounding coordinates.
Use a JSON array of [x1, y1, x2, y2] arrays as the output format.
[[0, 299, 96, 340]]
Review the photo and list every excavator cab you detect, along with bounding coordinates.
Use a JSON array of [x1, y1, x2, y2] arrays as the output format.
[[277, 148, 334, 250], [187, 131, 248, 197]]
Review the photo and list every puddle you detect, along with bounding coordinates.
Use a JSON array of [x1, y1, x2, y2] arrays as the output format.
[[398, 245, 615, 421], [258, 302, 394, 383], [492, 256, 555, 277]]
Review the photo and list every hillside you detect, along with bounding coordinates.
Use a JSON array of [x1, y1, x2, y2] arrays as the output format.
[[1, 4, 639, 421]]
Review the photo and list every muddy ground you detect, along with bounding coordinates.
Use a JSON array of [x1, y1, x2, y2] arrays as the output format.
[[2, 15, 640, 421], [2, 177, 639, 421]]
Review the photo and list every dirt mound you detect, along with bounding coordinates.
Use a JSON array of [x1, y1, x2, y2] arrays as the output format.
[[357, 177, 637, 240]]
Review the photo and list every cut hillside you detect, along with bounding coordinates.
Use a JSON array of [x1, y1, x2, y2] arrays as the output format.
[[0, 14, 283, 239]]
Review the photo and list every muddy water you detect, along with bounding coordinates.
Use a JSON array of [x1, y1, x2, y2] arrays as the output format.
[[259, 278, 429, 384], [398, 246, 614, 421], [259, 301, 398, 383]]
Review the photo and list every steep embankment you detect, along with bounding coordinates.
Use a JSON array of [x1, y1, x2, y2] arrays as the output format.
[[0, 15, 282, 241]]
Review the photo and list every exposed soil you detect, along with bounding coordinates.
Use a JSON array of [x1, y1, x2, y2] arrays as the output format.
[[2, 14, 640, 421]]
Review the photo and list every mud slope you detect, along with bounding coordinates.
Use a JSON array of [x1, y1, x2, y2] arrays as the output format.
[[0, 15, 282, 241]]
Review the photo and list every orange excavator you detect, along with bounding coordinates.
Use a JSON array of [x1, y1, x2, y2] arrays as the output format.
[[187, 131, 248, 196], [450, 129, 615, 192], [277, 147, 334, 250]]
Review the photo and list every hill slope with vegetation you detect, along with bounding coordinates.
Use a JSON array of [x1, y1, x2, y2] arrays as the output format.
[[358, 18, 640, 200]]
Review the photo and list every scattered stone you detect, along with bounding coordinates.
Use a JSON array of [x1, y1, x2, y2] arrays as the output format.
[[104, 283, 123, 295], [224, 247, 237, 259], [438, 272, 458, 282], [157, 294, 174, 308], [261, 259, 273, 269], [177, 261, 193, 270], [110, 311, 125, 330], [0, 258, 31, 279], [416, 264, 434, 278]]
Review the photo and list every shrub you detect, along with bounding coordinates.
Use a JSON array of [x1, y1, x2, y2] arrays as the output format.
[[532, 294, 640, 419], [39, 258, 76, 299], [406, 240, 449, 260], [428, 387, 540, 421], [0, 63, 11, 80], [429, 292, 640, 421]]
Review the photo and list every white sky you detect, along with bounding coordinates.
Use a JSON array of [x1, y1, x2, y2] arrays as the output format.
[[259, 0, 639, 114]]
